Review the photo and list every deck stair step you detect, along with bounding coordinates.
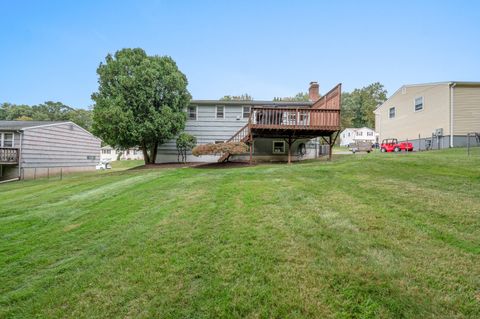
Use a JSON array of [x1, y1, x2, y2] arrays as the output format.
[[218, 124, 250, 163]]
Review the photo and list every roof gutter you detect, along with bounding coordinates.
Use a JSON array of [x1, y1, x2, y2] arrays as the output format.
[[449, 82, 456, 148]]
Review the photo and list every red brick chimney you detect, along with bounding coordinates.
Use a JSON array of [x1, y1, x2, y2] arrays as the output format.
[[309, 81, 320, 101]]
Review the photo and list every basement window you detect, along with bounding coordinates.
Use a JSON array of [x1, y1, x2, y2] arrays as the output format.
[[216, 105, 225, 119], [272, 141, 286, 154], [414, 97, 424, 112], [389, 107, 396, 119]]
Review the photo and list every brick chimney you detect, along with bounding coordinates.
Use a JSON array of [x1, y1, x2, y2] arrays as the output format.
[[309, 81, 320, 101]]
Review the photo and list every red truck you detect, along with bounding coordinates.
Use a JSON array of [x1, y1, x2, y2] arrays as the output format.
[[380, 138, 413, 152]]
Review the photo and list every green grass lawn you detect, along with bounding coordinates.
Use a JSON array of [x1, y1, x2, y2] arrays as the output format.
[[109, 159, 145, 171], [1, 149, 479, 318]]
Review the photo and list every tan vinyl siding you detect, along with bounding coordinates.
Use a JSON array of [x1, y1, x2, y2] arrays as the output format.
[[376, 84, 450, 141], [453, 86, 480, 135]]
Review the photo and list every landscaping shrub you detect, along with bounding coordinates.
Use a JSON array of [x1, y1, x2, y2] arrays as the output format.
[[192, 142, 248, 156]]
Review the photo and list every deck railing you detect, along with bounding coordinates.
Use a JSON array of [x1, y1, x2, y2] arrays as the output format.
[[250, 107, 340, 131], [0, 148, 19, 164], [226, 123, 250, 143]]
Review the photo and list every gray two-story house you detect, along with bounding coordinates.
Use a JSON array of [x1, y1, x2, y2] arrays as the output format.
[[0, 121, 101, 181], [156, 82, 342, 164]]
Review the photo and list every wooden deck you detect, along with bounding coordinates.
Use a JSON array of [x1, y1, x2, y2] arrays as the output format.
[[250, 83, 341, 138], [218, 83, 342, 163], [0, 148, 19, 165], [250, 107, 340, 138]]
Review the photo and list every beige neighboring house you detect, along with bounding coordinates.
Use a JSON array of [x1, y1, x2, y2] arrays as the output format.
[[100, 146, 144, 161], [339, 127, 377, 146], [375, 82, 480, 149]]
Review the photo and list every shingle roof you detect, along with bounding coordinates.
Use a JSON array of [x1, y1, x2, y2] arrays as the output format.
[[191, 100, 313, 107], [0, 120, 70, 130]]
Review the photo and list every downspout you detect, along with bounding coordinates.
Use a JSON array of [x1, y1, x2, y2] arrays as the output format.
[[18, 130, 23, 180], [449, 82, 456, 148]]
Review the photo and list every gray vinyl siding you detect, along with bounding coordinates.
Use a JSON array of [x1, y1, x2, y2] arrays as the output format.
[[21, 123, 101, 168], [157, 105, 248, 155]]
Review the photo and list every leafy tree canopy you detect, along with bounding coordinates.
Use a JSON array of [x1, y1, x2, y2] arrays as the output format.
[[92, 48, 191, 164], [0, 101, 93, 131], [273, 92, 310, 102], [220, 94, 253, 101], [341, 82, 387, 129]]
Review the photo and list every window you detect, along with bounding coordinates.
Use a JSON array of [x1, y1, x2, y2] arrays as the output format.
[[414, 97, 424, 112], [216, 105, 225, 119], [188, 105, 197, 120], [272, 141, 286, 154], [102, 149, 112, 154], [299, 111, 309, 122], [87, 155, 96, 160], [214, 140, 224, 144], [287, 112, 296, 123], [357, 131, 363, 136], [367, 131, 373, 136], [389, 107, 396, 119], [348, 132, 351, 137], [243, 106, 251, 119], [1, 133, 13, 147]]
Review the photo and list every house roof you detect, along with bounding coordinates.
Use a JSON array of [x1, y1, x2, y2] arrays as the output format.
[[191, 100, 313, 107], [0, 120, 70, 130]]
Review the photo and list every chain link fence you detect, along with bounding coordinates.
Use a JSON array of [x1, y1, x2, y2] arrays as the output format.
[[467, 132, 480, 156]]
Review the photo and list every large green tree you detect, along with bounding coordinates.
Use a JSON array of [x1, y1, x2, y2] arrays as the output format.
[[92, 48, 191, 164], [340, 82, 387, 129]]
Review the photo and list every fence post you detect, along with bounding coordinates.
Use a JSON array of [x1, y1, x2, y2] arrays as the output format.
[[60, 168, 63, 181], [47, 168, 50, 180], [467, 133, 470, 156]]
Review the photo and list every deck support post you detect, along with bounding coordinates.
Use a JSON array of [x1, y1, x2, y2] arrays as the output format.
[[287, 136, 293, 164], [249, 136, 253, 165], [328, 134, 333, 161]]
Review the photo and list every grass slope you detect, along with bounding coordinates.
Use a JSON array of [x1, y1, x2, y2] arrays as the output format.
[[1, 149, 479, 318]]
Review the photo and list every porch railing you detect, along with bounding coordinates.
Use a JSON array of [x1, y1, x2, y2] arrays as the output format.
[[0, 148, 19, 164], [250, 107, 340, 131]]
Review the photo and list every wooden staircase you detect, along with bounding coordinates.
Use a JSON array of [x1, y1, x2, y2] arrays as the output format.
[[218, 124, 251, 162]]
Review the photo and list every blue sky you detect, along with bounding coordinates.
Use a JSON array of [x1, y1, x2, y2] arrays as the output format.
[[1, 0, 479, 108]]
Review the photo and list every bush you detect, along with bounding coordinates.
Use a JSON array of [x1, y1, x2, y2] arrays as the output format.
[[192, 142, 249, 156], [176, 133, 197, 163]]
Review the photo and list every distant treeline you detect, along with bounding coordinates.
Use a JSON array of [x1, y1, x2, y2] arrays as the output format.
[[1, 82, 387, 133], [0, 101, 92, 131]]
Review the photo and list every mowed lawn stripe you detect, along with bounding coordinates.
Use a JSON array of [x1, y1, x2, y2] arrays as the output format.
[[0, 149, 479, 318]]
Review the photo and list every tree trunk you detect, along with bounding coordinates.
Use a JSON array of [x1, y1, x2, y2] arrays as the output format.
[[141, 142, 150, 164], [148, 143, 158, 164]]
